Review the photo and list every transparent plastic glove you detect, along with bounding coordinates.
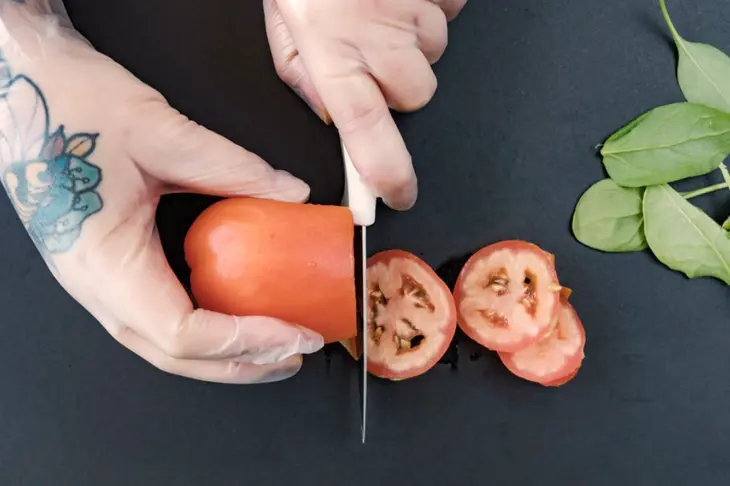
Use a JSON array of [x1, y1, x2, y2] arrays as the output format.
[[264, 0, 468, 211], [0, 1, 324, 384]]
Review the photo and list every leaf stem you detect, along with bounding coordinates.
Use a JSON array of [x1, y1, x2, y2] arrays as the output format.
[[720, 163, 730, 189], [659, 0, 681, 42], [681, 183, 729, 199]]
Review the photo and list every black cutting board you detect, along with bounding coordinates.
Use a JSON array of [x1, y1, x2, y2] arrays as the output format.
[[1, 1, 729, 485]]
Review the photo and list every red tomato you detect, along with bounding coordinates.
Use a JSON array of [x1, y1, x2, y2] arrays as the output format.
[[184, 197, 357, 344], [453, 240, 562, 352], [365, 250, 457, 380], [498, 300, 586, 386], [542, 367, 580, 387]]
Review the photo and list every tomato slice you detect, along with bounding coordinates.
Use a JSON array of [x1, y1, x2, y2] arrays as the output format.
[[184, 197, 357, 344], [542, 367, 580, 387], [453, 240, 562, 352], [365, 250, 457, 381], [498, 300, 585, 386]]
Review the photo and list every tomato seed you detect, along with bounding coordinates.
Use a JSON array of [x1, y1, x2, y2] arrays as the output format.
[[480, 309, 509, 328]]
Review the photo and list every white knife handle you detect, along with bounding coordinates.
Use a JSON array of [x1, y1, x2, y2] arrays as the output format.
[[341, 141, 377, 227]]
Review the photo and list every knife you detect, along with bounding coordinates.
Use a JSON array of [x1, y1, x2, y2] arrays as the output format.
[[341, 140, 376, 444]]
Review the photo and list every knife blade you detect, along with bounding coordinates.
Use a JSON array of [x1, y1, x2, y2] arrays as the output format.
[[341, 140, 376, 444]]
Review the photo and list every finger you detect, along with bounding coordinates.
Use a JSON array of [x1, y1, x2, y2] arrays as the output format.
[[427, 0, 468, 21], [263, 0, 331, 124], [316, 70, 418, 211], [130, 104, 310, 202], [415, 1, 449, 64], [115, 326, 305, 384], [99, 228, 324, 363], [368, 49, 437, 112]]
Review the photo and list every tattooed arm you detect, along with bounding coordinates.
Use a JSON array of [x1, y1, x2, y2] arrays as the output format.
[[0, 3, 323, 383]]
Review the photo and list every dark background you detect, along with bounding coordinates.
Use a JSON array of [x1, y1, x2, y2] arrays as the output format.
[[1, 0, 729, 484]]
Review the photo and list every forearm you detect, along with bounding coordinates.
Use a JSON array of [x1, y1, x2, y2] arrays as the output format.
[[0, 0, 98, 266]]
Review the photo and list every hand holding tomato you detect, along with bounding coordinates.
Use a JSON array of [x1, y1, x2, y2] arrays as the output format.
[[264, 0, 468, 211], [0, 3, 324, 385]]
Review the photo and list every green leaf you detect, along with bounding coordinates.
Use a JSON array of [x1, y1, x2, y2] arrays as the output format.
[[661, 0, 730, 113], [723, 215, 730, 232], [572, 179, 647, 252], [643, 184, 730, 285], [600, 103, 730, 187]]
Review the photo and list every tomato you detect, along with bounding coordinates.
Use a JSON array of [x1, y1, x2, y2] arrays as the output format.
[[184, 197, 357, 344], [365, 250, 457, 380], [339, 336, 362, 360], [498, 300, 586, 386], [542, 367, 580, 387], [453, 240, 562, 353]]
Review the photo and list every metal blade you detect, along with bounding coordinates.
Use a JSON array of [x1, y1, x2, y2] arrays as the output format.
[[340, 140, 374, 444], [360, 226, 368, 443], [353, 225, 368, 443]]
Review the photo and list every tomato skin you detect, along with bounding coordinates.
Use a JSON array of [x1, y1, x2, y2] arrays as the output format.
[[453, 240, 562, 353], [365, 250, 457, 381], [542, 366, 581, 387], [498, 301, 586, 386], [184, 197, 357, 344]]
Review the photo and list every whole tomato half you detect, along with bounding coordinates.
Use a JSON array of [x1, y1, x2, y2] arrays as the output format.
[[365, 250, 457, 380], [184, 197, 357, 344]]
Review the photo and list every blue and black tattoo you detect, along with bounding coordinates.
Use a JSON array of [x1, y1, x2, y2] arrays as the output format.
[[0, 52, 103, 254]]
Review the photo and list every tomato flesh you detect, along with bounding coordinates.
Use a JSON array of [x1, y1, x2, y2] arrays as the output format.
[[454, 240, 562, 352], [498, 300, 585, 386], [184, 197, 357, 344], [366, 250, 457, 380]]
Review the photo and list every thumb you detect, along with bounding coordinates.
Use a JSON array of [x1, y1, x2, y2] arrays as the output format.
[[95, 229, 325, 384], [130, 102, 310, 201]]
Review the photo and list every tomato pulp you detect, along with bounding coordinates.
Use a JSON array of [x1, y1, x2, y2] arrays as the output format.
[[365, 250, 457, 380], [453, 240, 562, 352], [184, 197, 357, 344]]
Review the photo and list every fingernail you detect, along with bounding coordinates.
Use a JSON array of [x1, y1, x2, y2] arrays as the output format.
[[293, 86, 331, 125], [319, 108, 332, 125], [294, 326, 325, 354], [272, 171, 311, 202], [383, 176, 418, 211], [244, 327, 323, 366]]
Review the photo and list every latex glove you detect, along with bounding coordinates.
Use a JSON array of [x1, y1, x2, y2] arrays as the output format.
[[0, 1, 324, 384], [264, 0, 468, 211]]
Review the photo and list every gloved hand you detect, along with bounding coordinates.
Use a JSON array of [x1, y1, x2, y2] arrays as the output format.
[[264, 0, 468, 211], [0, 1, 324, 384]]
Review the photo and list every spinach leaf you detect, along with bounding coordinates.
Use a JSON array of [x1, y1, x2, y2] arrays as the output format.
[[572, 179, 647, 252], [661, 0, 730, 113], [643, 184, 730, 285], [601, 103, 730, 187], [723, 215, 730, 231]]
